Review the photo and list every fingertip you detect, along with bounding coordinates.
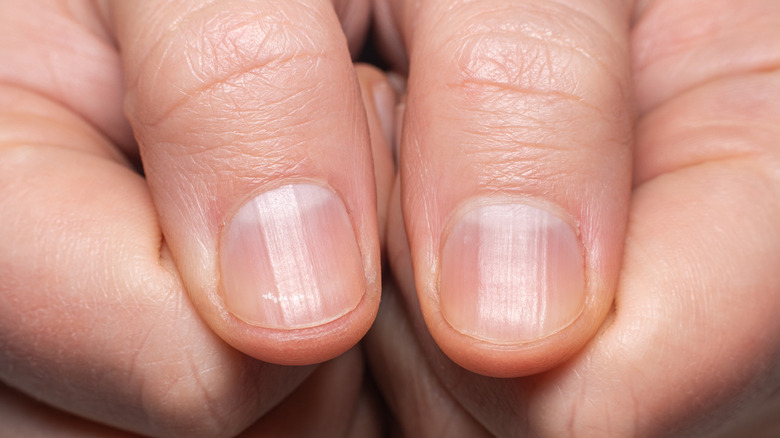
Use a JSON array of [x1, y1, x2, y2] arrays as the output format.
[[395, 0, 632, 377], [112, 2, 383, 366], [420, 300, 600, 378], [215, 183, 379, 366], [216, 300, 377, 367], [228, 63, 401, 366]]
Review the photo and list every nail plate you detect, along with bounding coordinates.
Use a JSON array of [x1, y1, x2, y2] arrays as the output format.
[[220, 184, 365, 329], [440, 203, 584, 343]]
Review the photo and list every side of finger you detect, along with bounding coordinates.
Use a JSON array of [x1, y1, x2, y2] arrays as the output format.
[[528, 2, 780, 434]]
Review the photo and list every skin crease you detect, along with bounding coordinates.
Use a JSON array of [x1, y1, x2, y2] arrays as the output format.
[[368, 0, 780, 436], [110, 0, 383, 366], [0, 0, 779, 437], [0, 0, 387, 436]]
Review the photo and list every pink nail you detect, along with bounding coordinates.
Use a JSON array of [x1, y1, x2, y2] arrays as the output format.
[[440, 203, 584, 343], [220, 184, 365, 329]]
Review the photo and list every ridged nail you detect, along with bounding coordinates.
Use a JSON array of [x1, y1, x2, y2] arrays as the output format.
[[440, 203, 584, 343], [220, 184, 365, 329]]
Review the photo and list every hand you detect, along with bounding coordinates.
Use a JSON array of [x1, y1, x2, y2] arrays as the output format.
[[367, 0, 780, 436], [0, 1, 393, 436]]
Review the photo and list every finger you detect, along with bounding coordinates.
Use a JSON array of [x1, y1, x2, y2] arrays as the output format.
[[377, 3, 780, 435], [355, 63, 397, 247], [332, 0, 372, 56], [379, 74, 780, 436], [527, 71, 780, 437], [0, 0, 134, 154], [241, 347, 385, 438], [110, 0, 378, 365], [0, 83, 309, 437], [0, 383, 136, 438], [378, 179, 526, 437], [370, 0, 408, 72], [365, 279, 493, 438], [361, 72, 492, 435], [632, 0, 780, 113], [387, 0, 635, 376], [237, 63, 397, 437]]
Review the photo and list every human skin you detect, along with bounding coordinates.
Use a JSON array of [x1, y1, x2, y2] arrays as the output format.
[[0, 1, 390, 436], [366, 0, 780, 436], [0, 0, 779, 437]]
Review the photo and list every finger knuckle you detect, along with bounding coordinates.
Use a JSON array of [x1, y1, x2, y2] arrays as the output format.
[[424, 2, 629, 131], [130, 2, 336, 127], [437, 5, 613, 108], [420, 4, 631, 179]]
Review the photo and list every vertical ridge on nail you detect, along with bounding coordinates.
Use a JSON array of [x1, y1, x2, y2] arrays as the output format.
[[220, 184, 365, 330], [441, 202, 584, 343]]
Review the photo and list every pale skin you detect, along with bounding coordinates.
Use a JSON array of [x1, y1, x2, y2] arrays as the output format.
[[0, 0, 779, 437]]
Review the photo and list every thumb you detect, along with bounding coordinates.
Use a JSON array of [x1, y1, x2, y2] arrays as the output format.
[[110, 0, 379, 365], [390, 0, 634, 376]]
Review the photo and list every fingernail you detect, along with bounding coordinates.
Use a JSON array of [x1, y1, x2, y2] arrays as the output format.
[[220, 184, 365, 329], [440, 203, 584, 343]]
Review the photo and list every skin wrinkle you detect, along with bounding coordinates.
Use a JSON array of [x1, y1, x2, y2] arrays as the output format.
[[128, 4, 331, 127], [452, 92, 603, 133], [118, 312, 199, 432], [637, 73, 780, 186], [389, 307, 493, 437], [159, 94, 315, 159], [139, 346, 245, 437], [59, 1, 108, 43], [632, 1, 780, 114], [450, 31, 570, 98], [183, 348, 230, 436], [632, 3, 780, 74], [145, 75, 322, 188], [0, 88, 125, 162], [127, 330, 156, 432], [424, 13, 629, 206], [458, 117, 597, 153], [155, 31, 330, 149], [111, 0, 220, 92], [145, 51, 328, 129], [0, 15, 127, 148], [632, 3, 718, 71], [443, 115, 616, 196], [0, 44, 328, 433], [649, 133, 776, 196], [453, 78, 597, 111], [143, 372, 199, 436], [0, 129, 109, 160], [425, 1, 626, 90]]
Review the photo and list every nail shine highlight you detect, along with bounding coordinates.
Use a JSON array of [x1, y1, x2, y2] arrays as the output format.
[[440, 203, 585, 343], [220, 184, 365, 330]]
